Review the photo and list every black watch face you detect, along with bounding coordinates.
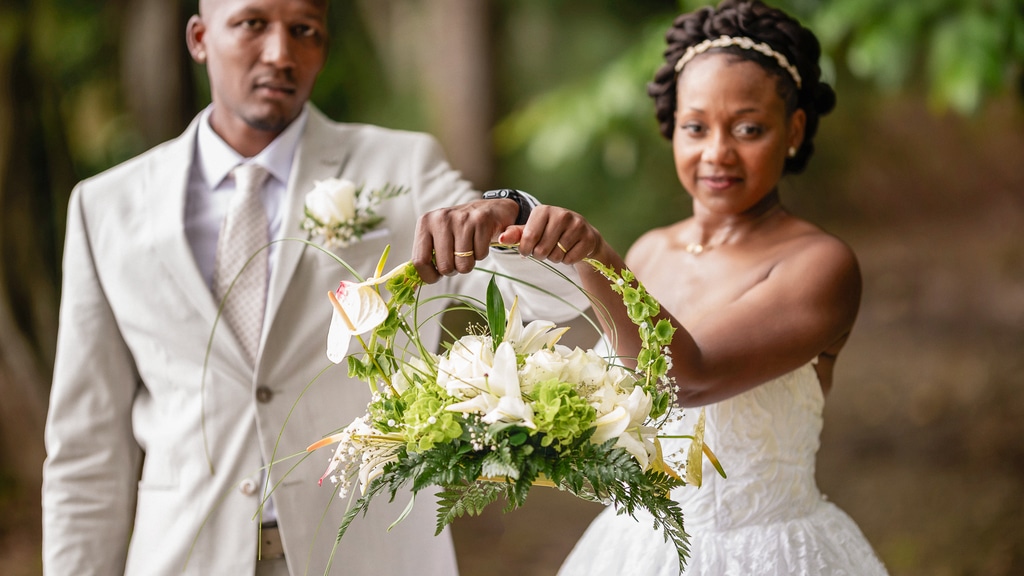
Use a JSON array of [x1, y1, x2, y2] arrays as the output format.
[[485, 189, 514, 200]]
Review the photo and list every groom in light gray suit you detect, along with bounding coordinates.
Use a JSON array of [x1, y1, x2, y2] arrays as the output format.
[[41, 0, 588, 574]]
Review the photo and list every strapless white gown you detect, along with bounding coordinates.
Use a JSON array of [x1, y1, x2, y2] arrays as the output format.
[[558, 363, 889, 575]]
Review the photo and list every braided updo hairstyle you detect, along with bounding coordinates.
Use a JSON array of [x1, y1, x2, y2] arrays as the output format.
[[647, 0, 835, 174]]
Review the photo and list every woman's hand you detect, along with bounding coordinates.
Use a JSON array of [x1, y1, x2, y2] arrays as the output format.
[[497, 205, 606, 266], [412, 202, 607, 283]]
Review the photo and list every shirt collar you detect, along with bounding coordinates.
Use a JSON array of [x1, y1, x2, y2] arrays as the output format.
[[195, 104, 309, 188]]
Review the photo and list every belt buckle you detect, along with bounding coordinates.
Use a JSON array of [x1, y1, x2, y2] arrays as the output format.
[[259, 523, 285, 561]]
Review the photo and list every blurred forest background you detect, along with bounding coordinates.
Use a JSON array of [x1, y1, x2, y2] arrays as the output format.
[[2, 0, 1023, 574]]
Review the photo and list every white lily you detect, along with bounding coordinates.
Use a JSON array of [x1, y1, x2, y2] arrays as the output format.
[[446, 342, 536, 429], [503, 297, 569, 354], [591, 385, 657, 469], [436, 335, 494, 399]]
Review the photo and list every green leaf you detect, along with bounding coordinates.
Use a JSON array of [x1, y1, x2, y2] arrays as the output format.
[[486, 276, 506, 351], [508, 430, 528, 446], [387, 493, 416, 532]]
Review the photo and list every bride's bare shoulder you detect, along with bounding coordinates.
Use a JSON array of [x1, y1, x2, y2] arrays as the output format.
[[625, 221, 688, 263], [777, 220, 862, 311], [784, 219, 859, 273]]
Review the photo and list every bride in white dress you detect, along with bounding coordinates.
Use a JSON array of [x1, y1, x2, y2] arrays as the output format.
[[508, 1, 890, 574], [558, 360, 888, 575]]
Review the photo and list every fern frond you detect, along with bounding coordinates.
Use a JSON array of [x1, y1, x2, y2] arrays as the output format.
[[434, 482, 506, 535]]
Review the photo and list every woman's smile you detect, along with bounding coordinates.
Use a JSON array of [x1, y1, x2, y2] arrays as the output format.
[[699, 174, 743, 191]]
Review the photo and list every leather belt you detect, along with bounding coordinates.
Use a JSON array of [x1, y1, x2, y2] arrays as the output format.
[[259, 523, 285, 561]]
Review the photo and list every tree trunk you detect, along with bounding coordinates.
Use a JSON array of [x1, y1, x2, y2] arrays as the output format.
[[0, 8, 68, 569], [122, 0, 195, 146], [357, 0, 496, 188], [0, 7, 63, 496], [418, 0, 496, 188]]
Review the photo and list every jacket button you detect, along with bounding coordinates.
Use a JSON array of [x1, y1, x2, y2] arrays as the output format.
[[256, 386, 274, 403], [239, 478, 258, 496]]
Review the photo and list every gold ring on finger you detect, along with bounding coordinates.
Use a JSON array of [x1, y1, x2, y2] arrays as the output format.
[[454, 250, 475, 258], [556, 242, 568, 253]]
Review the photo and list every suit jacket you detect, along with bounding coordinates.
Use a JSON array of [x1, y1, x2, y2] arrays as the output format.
[[42, 105, 586, 575]]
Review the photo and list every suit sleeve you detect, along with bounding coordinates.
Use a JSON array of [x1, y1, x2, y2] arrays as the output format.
[[42, 184, 142, 575]]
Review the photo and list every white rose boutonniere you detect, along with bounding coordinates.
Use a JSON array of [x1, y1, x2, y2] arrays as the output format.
[[301, 178, 409, 248]]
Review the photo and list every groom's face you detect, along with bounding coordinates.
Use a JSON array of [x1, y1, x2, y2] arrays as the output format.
[[189, 0, 328, 140]]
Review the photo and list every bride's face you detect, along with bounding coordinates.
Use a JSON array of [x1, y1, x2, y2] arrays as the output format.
[[672, 53, 805, 215]]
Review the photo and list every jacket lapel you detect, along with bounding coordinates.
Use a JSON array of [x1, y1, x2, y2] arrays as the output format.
[[148, 116, 229, 337]]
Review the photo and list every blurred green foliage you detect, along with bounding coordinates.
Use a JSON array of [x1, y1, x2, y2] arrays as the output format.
[[495, 0, 1024, 249], [4, 0, 1023, 258], [811, 0, 1024, 113]]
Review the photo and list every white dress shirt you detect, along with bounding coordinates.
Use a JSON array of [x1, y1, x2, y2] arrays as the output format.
[[185, 105, 309, 289]]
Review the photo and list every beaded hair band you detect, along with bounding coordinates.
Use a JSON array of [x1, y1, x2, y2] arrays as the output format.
[[674, 35, 802, 89]]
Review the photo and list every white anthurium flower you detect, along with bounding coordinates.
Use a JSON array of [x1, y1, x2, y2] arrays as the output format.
[[305, 178, 357, 225], [326, 282, 388, 364], [308, 416, 374, 489], [591, 385, 657, 469], [325, 260, 409, 364], [307, 416, 403, 497]]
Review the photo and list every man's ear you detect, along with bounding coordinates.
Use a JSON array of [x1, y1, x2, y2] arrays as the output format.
[[186, 15, 207, 64]]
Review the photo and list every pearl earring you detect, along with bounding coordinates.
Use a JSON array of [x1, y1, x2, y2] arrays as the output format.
[[787, 146, 797, 158]]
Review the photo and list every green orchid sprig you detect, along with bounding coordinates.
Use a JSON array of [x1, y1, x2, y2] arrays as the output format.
[[586, 259, 676, 420]]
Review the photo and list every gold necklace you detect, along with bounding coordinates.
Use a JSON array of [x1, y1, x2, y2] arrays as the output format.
[[684, 242, 708, 255], [684, 205, 784, 255]]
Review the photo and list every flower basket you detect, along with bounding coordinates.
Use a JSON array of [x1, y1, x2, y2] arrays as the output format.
[[306, 248, 719, 573]]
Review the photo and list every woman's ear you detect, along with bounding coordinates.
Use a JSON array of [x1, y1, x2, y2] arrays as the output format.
[[186, 15, 207, 63], [788, 108, 807, 154]]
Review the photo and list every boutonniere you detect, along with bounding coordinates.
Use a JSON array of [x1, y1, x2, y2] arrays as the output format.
[[301, 178, 409, 248]]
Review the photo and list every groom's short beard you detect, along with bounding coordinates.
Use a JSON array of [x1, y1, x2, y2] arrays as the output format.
[[245, 114, 292, 134]]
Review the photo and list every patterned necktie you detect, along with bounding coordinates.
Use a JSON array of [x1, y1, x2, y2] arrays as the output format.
[[213, 163, 270, 364]]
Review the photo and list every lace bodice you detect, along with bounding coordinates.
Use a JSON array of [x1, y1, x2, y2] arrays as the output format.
[[663, 362, 825, 530]]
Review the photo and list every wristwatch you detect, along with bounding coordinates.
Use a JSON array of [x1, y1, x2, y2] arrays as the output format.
[[482, 188, 532, 226]]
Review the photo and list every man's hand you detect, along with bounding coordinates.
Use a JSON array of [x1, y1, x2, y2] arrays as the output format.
[[412, 201, 604, 284], [412, 198, 518, 283]]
